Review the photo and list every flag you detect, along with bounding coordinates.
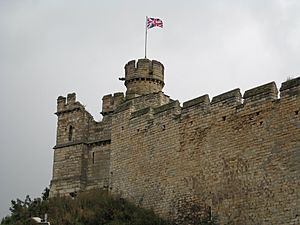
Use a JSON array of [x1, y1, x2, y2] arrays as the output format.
[[147, 17, 163, 29]]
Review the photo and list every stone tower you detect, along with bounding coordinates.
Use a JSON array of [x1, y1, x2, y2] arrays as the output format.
[[50, 93, 93, 195], [124, 58, 165, 99]]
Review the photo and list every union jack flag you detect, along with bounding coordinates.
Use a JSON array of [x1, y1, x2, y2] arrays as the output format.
[[147, 17, 163, 29]]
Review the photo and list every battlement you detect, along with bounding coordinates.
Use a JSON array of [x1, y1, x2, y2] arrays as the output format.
[[112, 77, 300, 121], [211, 88, 242, 106], [280, 76, 300, 97], [123, 59, 165, 98], [56, 93, 85, 114], [154, 100, 181, 115], [125, 58, 164, 81], [182, 94, 210, 109], [243, 82, 278, 105], [182, 78, 299, 112], [129, 100, 181, 120], [101, 92, 124, 116]]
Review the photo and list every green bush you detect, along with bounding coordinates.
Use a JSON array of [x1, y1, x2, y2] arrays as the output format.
[[1, 189, 170, 225], [1, 189, 220, 225]]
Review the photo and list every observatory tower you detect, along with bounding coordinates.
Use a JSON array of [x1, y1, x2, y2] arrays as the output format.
[[123, 58, 165, 99]]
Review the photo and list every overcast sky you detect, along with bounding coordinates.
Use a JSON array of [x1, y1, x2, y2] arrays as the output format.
[[1, 0, 300, 219]]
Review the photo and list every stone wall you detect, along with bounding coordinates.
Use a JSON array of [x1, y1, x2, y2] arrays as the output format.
[[110, 99, 181, 216], [175, 80, 300, 224], [109, 77, 300, 225], [85, 143, 110, 190], [50, 74, 300, 224]]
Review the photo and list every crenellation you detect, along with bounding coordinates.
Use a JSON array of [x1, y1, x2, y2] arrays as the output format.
[[113, 92, 125, 107], [280, 76, 300, 98], [67, 92, 76, 104], [137, 58, 150, 71], [153, 100, 181, 115], [243, 82, 278, 105], [101, 92, 125, 116], [55, 92, 89, 118], [182, 94, 210, 109], [57, 96, 66, 111], [124, 60, 136, 76], [151, 60, 165, 81], [280, 76, 300, 91], [211, 88, 242, 106], [102, 94, 113, 115], [50, 59, 300, 224]]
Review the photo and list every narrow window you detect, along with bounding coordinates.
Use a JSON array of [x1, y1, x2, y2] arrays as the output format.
[[68, 125, 74, 141], [92, 152, 95, 164]]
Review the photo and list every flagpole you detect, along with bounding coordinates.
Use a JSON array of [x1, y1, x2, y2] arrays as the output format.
[[144, 16, 148, 58]]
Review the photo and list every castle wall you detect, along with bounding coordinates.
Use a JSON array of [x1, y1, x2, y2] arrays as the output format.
[[84, 117, 112, 191], [110, 100, 182, 216], [50, 145, 87, 196], [85, 143, 110, 190], [176, 82, 300, 224], [109, 78, 300, 225], [50, 72, 300, 224]]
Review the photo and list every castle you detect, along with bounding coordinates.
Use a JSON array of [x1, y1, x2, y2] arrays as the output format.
[[50, 58, 300, 225]]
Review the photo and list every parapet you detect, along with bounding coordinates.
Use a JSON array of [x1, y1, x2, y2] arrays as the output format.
[[67, 93, 76, 104], [183, 95, 210, 109], [280, 77, 300, 98], [57, 96, 67, 111], [211, 89, 242, 106], [123, 59, 165, 98], [181, 76, 299, 116], [56, 93, 84, 114], [125, 58, 164, 81], [101, 92, 125, 116], [154, 100, 181, 115], [243, 82, 278, 105]]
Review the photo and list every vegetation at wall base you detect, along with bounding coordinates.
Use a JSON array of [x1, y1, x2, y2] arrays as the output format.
[[1, 188, 219, 225]]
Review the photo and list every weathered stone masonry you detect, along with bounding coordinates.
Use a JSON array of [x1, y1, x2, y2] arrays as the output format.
[[50, 58, 300, 225]]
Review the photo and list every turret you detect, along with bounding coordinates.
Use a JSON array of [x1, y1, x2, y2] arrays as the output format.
[[123, 58, 165, 99], [51, 92, 93, 197], [54, 92, 92, 146]]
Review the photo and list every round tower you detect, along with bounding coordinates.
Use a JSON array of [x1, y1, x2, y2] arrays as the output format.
[[123, 58, 165, 99]]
